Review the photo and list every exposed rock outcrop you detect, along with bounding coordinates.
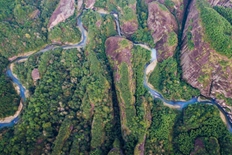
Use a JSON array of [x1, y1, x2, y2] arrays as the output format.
[[181, 0, 232, 99], [145, 0, 184, 27], [207, 0, 232, 7], [32, 68, 40, 82], [147, 2, 178, 61], [105, 37, 133, 82], [78, 0, 84, 11], [105, 37, 136, 138], [48, 0, 76, 30], [121, 3, 138, 36], [85, 0, 96, 9], [121, 20, 138, 36], [29, 9, 40, 19]]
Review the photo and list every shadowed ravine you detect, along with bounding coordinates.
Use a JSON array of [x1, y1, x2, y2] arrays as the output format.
[[1, 8, 232, 133]]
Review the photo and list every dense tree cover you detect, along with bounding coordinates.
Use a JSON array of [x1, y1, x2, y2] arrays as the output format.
[[131, 0, 155, 47], [117, 63, 135, 124], [1, 1, 232, 155], [0, 55, 20, 118], [145, 100, 178, 155], [149, 57, 200, 100], [0, 0, 60, 57], [95, 0, 135, 13], [0, 48, 115, 154], [167, 31, 178, 46], [173, 104, 232, 155], [216, 94, 232, 107], [105, 36, 153, 154], [93, 0, 154, 47], [0, 0, 82, 57], [95, 0, 138, 36], [197, 0, 232, 57], [0, 0, 15, 21], [131, 46, 150, 97], [82, 10, 117, 64], [0, 9, 119, 155], [48, 15, 81, 44], [51, 117, 72, 155], [214, 6, 232, 25], [146, 101, 232, 155], [108, 44, 152, 154]]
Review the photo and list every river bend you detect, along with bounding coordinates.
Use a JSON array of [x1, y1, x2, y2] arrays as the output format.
[[1, 9, 232, 133]]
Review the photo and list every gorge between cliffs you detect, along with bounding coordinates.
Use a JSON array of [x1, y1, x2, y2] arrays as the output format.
[[1, 0, 232, 132], [1, 0, 232, 154]]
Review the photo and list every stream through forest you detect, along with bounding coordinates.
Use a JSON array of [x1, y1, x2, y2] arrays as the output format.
[[1, 9, 232, 133]]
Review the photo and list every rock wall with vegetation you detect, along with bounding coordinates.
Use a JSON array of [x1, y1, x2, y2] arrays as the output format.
[[181, 0, 232, 106], [0, 0, 232, 154], [0, 55, 20, 118], [147, 1, 178, 61]]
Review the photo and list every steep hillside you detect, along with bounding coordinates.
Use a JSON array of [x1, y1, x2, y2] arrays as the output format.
[[106, 37, 136, 138], [147, 1, 178, 61], [48, 0, 76, 29], [1, 0, 232, 154], [94, 0, 138, 36], [181, 0, 232, 106], [145, 0, 185, 27]]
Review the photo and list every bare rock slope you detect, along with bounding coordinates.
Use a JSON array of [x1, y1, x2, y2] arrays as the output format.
[[181, 0, 232, 101], [48, 0, 76, 29], [105, 37, 136, 138], [147, 2, 178, 61], [120, 3, 138, 36]]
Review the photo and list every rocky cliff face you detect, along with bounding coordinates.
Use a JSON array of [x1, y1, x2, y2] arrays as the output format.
[[105, 37, 136, 138], [48, 0, 76, 29], [105, 37, 134, 82], [147, 2, 178, 61], [85, 0, 96, 9], [181, 0, 232, 100], [145, 0, 184, 27], [120, 3, 138, 36], [207, 0, 232, 7]]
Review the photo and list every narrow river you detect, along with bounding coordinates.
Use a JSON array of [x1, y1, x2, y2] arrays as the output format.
[[1, 9, 232, 133], [0, 14, 87, 128]]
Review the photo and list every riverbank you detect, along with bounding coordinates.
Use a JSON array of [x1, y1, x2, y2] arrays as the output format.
[[10, 63, 29, 97], [220, 111, 227, 125], [0, 101, 23, 123], [8, 51, 35, 62], [96, 8, 110, 15], [0, 11, 88, 128], [146, 60, 157, 75]]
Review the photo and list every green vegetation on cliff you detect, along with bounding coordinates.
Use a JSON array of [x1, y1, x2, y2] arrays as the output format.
[[173, 104, 232, 155], [0, 0, 81, 57], [197, 0, 232, 57], [1, 0, 232, 155], [48, 15, 81, 44], [132, 0, 155, 47], [0, 0, 60, 57], [117, 63, 136, 127], [146, 101, 232, 155], [145, 100, 177, 154], [1, 48, 115, 154], [214, 6, 232, 25], [149, 57, 200, 100], [0, 55, 20, 118], [167, 31, 178, 46]]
